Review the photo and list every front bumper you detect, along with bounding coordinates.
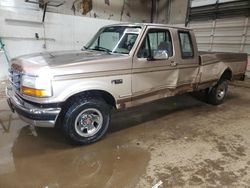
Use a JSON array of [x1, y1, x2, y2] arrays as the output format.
[[6, 86, 61, 128]]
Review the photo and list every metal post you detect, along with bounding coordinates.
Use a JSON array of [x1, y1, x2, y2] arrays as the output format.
[[151, 0, 156, 23], [210, 19, 216, 52], [42, 2, 48, 22], [240, 17, 249, 52], [185, 0, 191, 27]]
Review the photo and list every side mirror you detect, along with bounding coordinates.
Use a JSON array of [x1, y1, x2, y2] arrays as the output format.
[[153, 50, 169, 60]]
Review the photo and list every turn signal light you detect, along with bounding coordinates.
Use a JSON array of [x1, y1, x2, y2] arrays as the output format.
[[21, 86, 49, 97]]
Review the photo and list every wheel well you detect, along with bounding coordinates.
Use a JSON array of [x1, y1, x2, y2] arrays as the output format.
[[55, 90, 116, 128], [221, 69, 232, 81], [64, 90, 116, 109]]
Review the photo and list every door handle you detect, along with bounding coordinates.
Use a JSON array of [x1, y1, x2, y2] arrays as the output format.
[[170, 61, 178, 67]]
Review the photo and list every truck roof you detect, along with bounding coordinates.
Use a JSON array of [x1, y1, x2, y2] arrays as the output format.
[[105, 22, 191, 31]]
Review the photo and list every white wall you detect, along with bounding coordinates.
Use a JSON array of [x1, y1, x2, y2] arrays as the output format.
[[0, 52, 8, 79], [0, 0, 189, 80], [0, 8, 118, 79], [0, 0, 151, 22]]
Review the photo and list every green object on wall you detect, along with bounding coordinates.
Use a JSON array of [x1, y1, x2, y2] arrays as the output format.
[[0, 37, 10, 63]]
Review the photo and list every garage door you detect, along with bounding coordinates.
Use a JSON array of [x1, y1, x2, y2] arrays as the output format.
[[188, 0, 250, 76], [188, 17, 250, 76]]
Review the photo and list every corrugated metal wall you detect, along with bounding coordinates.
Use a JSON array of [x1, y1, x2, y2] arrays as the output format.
[[191, 0, 240, 7], [189, 17, 250, 52], [189, 0, 250, 76]]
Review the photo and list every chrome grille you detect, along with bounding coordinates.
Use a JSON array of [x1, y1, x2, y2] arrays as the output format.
[[9, 67, 22, 92]]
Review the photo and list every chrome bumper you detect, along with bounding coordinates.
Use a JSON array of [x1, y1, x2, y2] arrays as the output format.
[[6, 86, 61, 128]]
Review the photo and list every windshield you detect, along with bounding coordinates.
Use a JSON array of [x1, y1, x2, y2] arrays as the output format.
[[85, 26, 142, 54]]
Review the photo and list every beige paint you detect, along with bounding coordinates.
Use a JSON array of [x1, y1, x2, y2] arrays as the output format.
[[7, 23, 247, 121]]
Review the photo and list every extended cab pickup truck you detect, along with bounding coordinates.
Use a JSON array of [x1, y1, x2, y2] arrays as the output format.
[[7, 23, 248, 144]]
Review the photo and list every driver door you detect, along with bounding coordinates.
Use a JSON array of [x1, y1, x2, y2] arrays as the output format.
[[131, 27, 179, 105]]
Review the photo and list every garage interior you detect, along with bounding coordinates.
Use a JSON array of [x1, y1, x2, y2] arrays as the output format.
[[0, 0, 250, 187]]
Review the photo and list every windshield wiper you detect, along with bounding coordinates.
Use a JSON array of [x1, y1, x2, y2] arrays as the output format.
[[112, 51, 129, 54], [81, 46, 88, 51], [91, 46, 111, 54]]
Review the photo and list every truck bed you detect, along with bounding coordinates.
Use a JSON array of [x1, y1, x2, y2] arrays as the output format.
[[198, 51, 248, 82]]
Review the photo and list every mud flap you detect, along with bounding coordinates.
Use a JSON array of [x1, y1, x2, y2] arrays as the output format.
[[240, 74, 246, 81]]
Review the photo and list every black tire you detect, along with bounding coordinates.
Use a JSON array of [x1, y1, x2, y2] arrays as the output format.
[[62, 97, 111, 145], [207, 79, 228, 105]]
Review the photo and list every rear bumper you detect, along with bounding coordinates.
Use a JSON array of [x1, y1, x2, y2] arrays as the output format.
[[6, 86, 61, 128]]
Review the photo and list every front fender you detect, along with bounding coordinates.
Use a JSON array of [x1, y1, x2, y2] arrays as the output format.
[[54, 79, 118, 102], [51, 75, 131, 106]]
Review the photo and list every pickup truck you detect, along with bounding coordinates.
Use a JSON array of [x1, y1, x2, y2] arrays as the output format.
[[6, 23, 248, 144]]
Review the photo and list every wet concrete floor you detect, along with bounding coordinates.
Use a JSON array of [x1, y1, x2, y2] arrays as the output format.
[[0, 80, 250, 187]]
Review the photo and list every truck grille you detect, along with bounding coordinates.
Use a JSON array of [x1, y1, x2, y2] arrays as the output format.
[[9, 66, 22, 92]]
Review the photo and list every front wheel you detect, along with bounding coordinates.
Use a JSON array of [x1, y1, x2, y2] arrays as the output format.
[[207, 80, 228, 105], [62, 97, 111, 145]]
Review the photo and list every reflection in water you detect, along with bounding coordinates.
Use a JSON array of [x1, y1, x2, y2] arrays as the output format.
[[0, 126, 149, 188], [0, 104, 26, 176], [0, 111, 20, 133], [0, 92, 204, 188]]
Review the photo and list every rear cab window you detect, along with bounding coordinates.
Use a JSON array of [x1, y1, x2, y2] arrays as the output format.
[[178, 31, 194, 59]]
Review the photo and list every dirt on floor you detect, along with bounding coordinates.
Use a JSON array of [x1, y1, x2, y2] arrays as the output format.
[[0, 80, 250, 188]]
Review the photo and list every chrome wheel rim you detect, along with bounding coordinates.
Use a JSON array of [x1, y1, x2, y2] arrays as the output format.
[[217, 85, 226, 100], [74, 108, 103, 137]]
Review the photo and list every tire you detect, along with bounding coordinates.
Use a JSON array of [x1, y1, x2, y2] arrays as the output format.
[[62, 97, 111, 145], [207, 79, 228, 105]]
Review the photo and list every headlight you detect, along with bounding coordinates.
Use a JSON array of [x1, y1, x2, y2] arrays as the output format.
[[21, 75, 52, 97]]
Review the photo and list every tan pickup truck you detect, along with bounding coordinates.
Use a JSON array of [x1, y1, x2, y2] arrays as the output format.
[[7, 23, 248, 144]]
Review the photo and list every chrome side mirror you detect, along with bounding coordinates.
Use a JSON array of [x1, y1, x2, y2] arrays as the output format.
[[153, 50, 169, 60]]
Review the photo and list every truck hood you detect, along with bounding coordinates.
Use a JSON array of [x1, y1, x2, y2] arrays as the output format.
[[10, 50, 128, 76], [13, 50, 122, 67]]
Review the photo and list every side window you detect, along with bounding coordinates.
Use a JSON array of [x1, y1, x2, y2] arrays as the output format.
[[137, 29, 173, 58], [178, 31, 194, 58]]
